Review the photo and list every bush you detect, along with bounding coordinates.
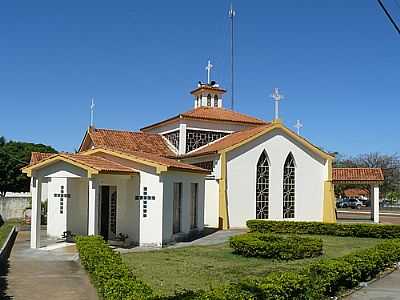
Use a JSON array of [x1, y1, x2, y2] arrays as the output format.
[[76, 229, 400, 300], [229, 233, 323, 260], [75, 236, 153, 300], [228, 239, 400, 300], [247, 220, 400, 239]]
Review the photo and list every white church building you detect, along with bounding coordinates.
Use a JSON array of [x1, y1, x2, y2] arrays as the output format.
[[23, 79, 341, 249]]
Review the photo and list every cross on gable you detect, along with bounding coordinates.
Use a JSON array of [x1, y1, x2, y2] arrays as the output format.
[[294, 119, 303, 135]]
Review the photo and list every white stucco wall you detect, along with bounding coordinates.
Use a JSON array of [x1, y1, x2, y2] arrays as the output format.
[[204, 178, 219, 227], [47, 177, 68, 238], [161, 171, 205, 244], [226, 128, 327, 228], [67, 178, 88, 236], [138, 170, 164, 246]]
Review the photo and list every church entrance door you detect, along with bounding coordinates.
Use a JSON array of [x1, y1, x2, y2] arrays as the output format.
[[100, 185, 117, 240]]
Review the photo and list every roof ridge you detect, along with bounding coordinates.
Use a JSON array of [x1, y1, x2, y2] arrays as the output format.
[[77, 153, 136, 171], [93, 128, 159, 136]]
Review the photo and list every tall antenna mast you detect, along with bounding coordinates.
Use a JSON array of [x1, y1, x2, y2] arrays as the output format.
[[90, 97, 95, 127], [228, 3, 236, 110]]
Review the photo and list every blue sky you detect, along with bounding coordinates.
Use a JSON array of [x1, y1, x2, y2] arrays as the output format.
[[1, 1, 399, 155]]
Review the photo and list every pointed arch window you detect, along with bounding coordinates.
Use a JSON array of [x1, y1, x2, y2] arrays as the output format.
[[283, 153, 295, 218], [256, 150, 270, 219]]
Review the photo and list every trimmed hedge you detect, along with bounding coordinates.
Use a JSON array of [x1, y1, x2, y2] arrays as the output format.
[[247, 220, 400, 239], [76, 224, 400, 300], [75, 236, 153, 300], [229, 233, 323, 260], [162, 239, 400, 299]]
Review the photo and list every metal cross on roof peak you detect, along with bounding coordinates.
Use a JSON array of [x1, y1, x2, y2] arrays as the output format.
[[270, 88, 284, 120], [294, 119, 303, 135], [205, 60, 213, 84]]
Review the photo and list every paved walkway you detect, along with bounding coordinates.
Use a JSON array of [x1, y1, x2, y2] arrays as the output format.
[[4, 231, 97, 300], [345, 269, 400, 300]]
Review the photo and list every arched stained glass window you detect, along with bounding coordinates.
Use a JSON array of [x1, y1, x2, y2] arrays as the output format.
[[256, 151, 269, 219], [283, 153, 295, 218], [207, 94, 212, 106]]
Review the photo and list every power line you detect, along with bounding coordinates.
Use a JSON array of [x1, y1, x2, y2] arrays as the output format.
[[377, 0, 400, 35]]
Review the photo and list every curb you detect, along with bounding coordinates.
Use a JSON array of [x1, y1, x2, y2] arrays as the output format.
[[339, 265, 399, 299], [0, 226, 17, 262], [337, 211, 400, 217]]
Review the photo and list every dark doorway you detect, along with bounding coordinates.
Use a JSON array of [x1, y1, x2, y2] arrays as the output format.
[[100, 186, 110, 240], [173, 183, 182, 234]]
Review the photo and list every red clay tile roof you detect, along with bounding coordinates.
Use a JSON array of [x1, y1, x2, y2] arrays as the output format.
[[30, 152, 56, 165], [86, 128, 175, 156], [190, 85, 227, 94], [27, 153, 137, 173], [141, 107, 268, 131], [94, 147, 209, 173], [332, 168, 384, 182], [344, 188, 370, 198], [181, 124, 272, 157]]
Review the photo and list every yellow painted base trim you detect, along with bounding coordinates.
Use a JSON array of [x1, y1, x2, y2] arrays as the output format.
[[218, 152, 229, 229], [323, 181, 336, 223]]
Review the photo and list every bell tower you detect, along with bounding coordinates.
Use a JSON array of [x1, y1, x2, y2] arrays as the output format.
[[190, 82, 226, 108], [190, 60, 226, 108]]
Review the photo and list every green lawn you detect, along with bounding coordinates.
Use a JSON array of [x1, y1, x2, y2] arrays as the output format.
[[123, 235, 380, 296], [0, 222, 17, 248]]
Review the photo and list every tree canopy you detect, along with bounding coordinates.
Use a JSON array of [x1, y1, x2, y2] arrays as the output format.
[[0, 136, 57, 196]]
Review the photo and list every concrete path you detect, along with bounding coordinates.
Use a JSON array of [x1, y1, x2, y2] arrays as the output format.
[[4, 231, 97, 300], [346, 269, 400, 300]]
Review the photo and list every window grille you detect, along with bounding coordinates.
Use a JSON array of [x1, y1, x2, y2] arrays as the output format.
[[256, 151, 269, 219], [283, 153, 295, 218]]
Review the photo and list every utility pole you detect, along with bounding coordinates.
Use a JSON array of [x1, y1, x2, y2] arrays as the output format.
[[229, 3, 236, 110]]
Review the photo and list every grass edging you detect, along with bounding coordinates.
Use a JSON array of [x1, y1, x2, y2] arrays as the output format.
[[0, 225, 17, 262]]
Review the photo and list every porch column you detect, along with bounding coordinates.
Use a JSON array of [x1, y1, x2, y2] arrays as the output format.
[[373, 185, 380, 223], [371, 184, 380, 223], [31, 177, 42, 249], [88, 178, 99, 235]]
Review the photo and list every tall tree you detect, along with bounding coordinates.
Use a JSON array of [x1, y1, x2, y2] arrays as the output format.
[[0, 136, 57, 196]]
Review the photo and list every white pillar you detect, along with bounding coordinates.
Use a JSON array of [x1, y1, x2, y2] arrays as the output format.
[[372, 185, 380, 224], [88, 178, 99, 235], [31, 177, 42, 248], [178, 123, 187, 155]]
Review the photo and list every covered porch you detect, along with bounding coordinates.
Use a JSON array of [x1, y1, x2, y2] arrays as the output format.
[[23, 154, 139, 249], [332, 168, 384, 223]]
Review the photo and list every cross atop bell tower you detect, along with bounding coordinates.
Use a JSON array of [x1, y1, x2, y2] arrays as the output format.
[[205, 60, 213, 84], [190, 61, 226, 108]]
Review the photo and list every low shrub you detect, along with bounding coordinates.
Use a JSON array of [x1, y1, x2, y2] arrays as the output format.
[[76, 231, 400, 300], [229, 233, 323, 260], [75, 236, 153, 300], [247, 220, 400, 239]]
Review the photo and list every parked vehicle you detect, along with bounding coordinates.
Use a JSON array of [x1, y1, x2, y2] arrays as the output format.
[[348, 198, 363, 209], [336, 198, 349, 208]]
